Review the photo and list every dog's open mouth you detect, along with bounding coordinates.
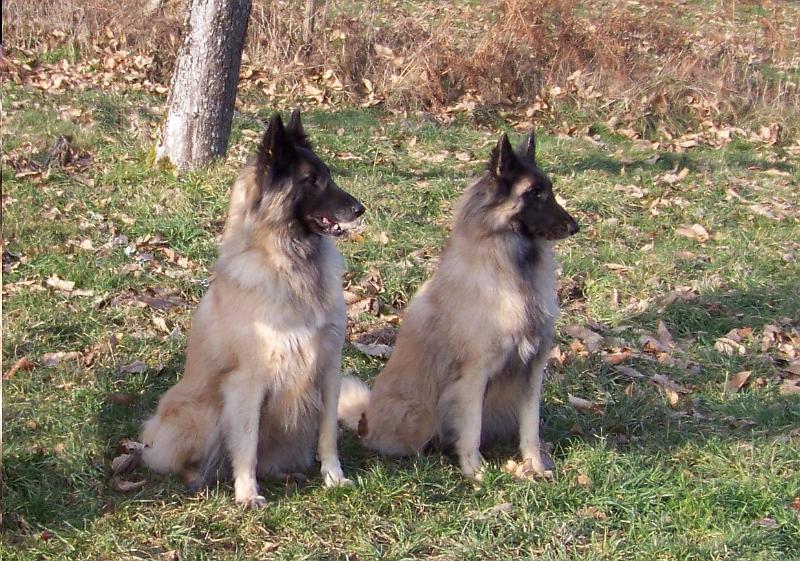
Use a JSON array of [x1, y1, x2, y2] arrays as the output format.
[[311, 215, 362, 237]]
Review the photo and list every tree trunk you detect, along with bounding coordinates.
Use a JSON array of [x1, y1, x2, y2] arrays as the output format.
[[302, 0, 317, 45], [156, 0, 252, 171]]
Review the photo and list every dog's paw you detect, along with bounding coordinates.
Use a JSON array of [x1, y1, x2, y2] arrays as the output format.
[[321, 465, 354, 488], [236, 494, 268, 509], [459, 451, 485, 485], [504, 458, 555, 481]]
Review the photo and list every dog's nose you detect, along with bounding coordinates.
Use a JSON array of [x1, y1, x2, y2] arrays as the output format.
[[352, 202, 366, 217], [567, 221, 579, 235]]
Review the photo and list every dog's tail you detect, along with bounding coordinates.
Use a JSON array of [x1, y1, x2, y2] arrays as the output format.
[[338, 375, 371, 431]]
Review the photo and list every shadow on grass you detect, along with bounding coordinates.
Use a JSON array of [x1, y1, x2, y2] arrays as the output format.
[[3, 278, 798, 539]]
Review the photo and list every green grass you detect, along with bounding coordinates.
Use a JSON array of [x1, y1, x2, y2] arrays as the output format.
[[2, 84, 799, 560]]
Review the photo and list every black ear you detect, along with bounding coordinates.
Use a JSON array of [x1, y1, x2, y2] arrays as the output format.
[[287, 108, 311, 149], [518, 131, 536, 165], [487, 133, 517, 178], [258, 113, 296, 170]]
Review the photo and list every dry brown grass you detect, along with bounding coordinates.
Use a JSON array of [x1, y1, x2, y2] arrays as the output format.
[[3, 0, 798, 133]]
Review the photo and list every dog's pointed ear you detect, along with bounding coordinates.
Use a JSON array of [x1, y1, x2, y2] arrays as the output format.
[[258, 113, 295, 170], [287, 108, 311, 149], [518, 131, 536, 165], [488, 133, 517, 178]]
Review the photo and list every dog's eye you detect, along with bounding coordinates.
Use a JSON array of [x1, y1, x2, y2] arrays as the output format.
[[538, 191, 549, 201], [303, 175, 317, 186]]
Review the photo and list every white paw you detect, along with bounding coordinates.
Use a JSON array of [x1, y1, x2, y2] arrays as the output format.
[[459, 451, 485, 483], [321, 464, 353, 488], [236, 494, 268, 509], [504, 457, 555, 481]]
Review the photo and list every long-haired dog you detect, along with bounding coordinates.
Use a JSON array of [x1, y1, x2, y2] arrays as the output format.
[[141, 110, 364, 507], [339, 132, 578, 480]]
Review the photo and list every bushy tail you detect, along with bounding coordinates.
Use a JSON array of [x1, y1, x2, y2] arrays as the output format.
[[338, 375, 371, 431]]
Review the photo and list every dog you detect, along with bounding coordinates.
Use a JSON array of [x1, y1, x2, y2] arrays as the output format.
[[141, 110, 364, 507], [338, 131, 578, 481]]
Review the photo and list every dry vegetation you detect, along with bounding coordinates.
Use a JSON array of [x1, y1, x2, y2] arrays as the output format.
[[4, 0, 799, 137]]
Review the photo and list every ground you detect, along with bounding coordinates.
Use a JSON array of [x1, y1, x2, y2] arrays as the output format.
[[2, 18, 800, 560]]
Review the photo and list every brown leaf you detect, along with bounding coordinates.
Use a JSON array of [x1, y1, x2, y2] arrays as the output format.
[[41, 351, 83, 367], [565, 325, 604, 352], [45, 275, 75, 292], [111, 476, 146, 493], [575, 473, 591, 487], [725, 371, 752, 394], [116, 438, 145, 455], [664, 387, 680, 407], [651, 374, 691, 394], [118, 360, 148, 374], [3, 356, 35, 379], [783, 361, 800, 377], [351, 342, 393, 359], [111, 452, 141, 475], [656, 320, 674, 348], [640, 335, 669, 354], [714, 337, 746, 355], [779, 378, 800, 395], [603, 349, 633, 365], [568, 393, 604, 413], [675, 223, 709, 242], [756, 517, 779, 529], [615, 365, 646, 379]]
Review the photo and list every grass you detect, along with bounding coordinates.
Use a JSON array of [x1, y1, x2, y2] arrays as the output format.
[[2, 80, 800, 560]]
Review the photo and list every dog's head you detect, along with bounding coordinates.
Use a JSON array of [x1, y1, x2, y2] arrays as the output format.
[[256, 110, 365, 237], [477, 132, 579, 240]]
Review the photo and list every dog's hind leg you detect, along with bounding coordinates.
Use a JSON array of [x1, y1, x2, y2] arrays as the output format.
[[220, 370, 269, 508]]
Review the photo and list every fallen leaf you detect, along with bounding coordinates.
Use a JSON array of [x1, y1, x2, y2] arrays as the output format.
[[3, 356, 35, 379], [118, 360, 148, 374], [568, 393, 603, 413], [111, 453, 140, 475], [575, 473, 591, 487], [565, 325, 604, 352], [656, 320, 674, 348], [651, 374, 691, 394], [41, 351, 83, 367], [756, 517, 779, 529], [725, 371, 752, 394], [783, 361, 800, 376], [779, 379, 800, 395], [111, 476, 146, 493], [640, 335, 669, 354], [664, 387, 680, 407], [576, 506, 607, 520], [715, 337, 746, 355], [675, 223, 709, 242], [116, 438, 145, 455], [152, 316, 170, 334], [45, 275, 75, 292], [603, 349, 633, 365], [351, 342, 393, 358], [615, 365, 645, 379]]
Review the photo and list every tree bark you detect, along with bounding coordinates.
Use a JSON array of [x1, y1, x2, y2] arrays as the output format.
[[156, 0, 252, 171], [303, 0, 317, 45]]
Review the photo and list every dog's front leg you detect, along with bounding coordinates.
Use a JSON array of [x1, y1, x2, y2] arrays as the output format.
[[221, 370, 268, 507], [439, 371, 488, 482], [317, 359, 353, 488], [513, 354, 555, 480]]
